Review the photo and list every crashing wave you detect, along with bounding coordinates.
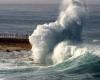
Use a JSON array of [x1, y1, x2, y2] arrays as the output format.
[[29, 0, 86, 65]]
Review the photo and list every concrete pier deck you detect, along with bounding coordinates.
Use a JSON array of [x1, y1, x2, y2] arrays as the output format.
[[0, 33, 31, 51]]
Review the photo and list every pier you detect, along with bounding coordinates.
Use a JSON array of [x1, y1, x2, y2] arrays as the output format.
[[0, 33, 31, 51]]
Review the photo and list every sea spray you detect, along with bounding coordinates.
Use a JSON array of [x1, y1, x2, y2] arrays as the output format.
[[29, 0, 86, 64]]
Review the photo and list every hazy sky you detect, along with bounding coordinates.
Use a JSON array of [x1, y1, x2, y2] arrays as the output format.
[[0, 0, 99, 4]]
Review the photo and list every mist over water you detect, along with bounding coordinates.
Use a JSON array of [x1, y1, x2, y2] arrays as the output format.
[[29, 0, 86, 64]]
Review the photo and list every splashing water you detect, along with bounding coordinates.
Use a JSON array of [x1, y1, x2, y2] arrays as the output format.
[[0, 0, 100, 80], [29, 0, 86, 64]]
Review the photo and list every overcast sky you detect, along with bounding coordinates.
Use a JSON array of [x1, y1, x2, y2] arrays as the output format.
[[0, 0, 99, 4]]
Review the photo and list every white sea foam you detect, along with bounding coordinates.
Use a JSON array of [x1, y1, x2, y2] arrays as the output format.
[[29, 0, 86, 64]]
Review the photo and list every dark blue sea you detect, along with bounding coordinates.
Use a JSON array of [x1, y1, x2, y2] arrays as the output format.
[[0, 3, 100, 80]]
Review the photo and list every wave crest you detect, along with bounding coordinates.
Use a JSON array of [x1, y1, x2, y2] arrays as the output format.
[[29, 0, 86, 64]]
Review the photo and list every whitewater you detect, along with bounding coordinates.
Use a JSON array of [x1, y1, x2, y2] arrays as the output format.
[[0, 0, 100, 80], [29, 0, 86, 64]]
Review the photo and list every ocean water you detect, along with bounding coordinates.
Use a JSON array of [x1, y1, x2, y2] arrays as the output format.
[[0, 4, 59, 34], [0, 3, 99, 41], [0, 1, 100, 80]]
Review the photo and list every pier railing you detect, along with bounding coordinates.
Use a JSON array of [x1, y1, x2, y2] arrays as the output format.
[[0, 33, 29, 40]]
